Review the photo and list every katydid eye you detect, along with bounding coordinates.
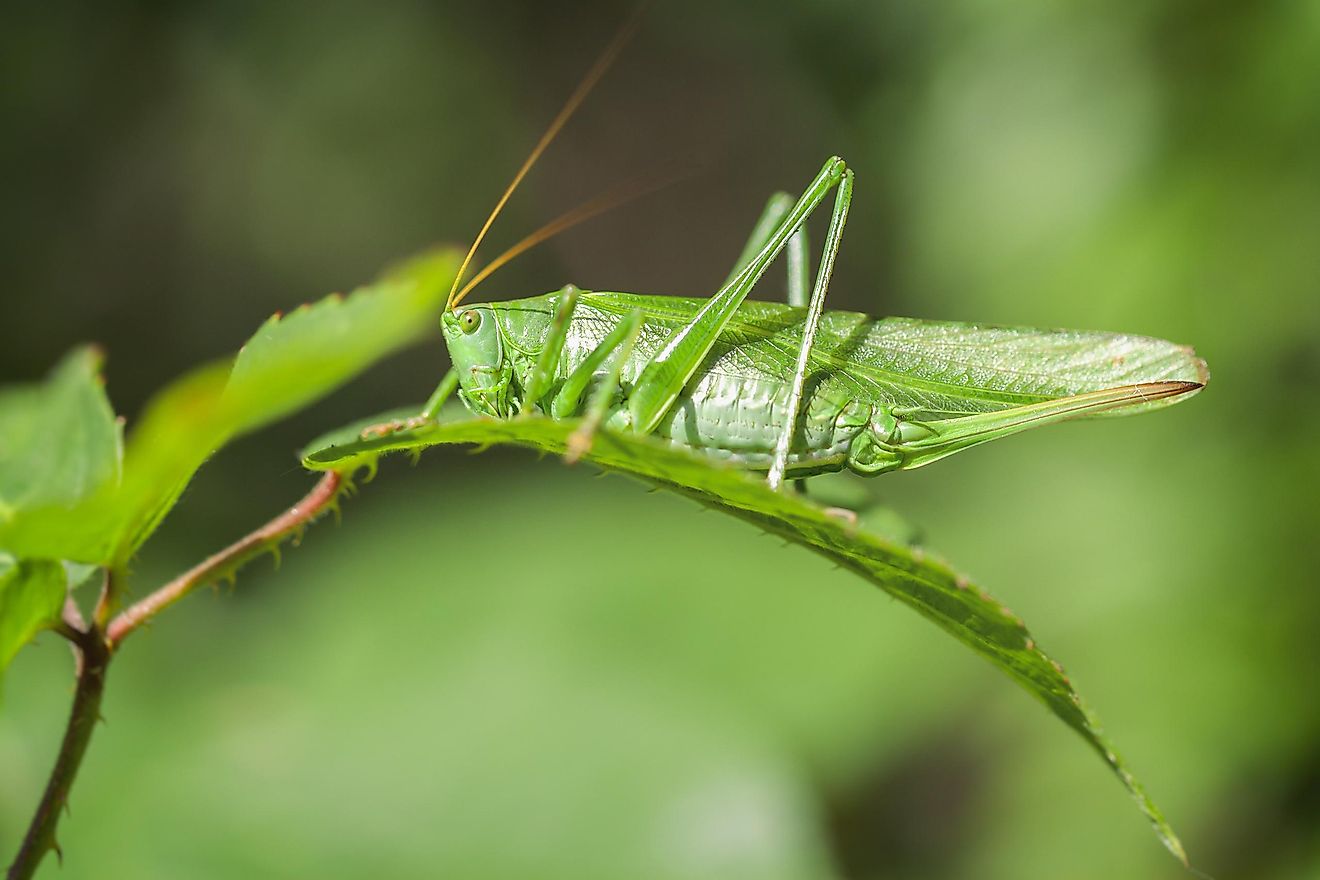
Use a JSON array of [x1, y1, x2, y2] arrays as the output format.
[[459, 310, 481, 334]]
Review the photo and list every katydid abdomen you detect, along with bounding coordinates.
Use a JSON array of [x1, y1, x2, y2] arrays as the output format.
[[644, 370, 868, 476]]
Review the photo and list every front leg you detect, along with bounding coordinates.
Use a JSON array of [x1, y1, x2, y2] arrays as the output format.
[[418, 368, 460, 421], [361, 368, 459, 439]]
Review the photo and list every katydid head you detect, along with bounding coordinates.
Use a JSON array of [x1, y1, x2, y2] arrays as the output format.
[[442, 306, 513, 417]]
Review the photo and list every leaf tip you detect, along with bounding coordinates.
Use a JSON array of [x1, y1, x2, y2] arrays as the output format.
[[1159, 824, 1189, 867]]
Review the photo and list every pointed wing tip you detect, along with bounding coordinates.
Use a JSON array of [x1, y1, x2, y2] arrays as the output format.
[[1137, 379, 1204, 404]]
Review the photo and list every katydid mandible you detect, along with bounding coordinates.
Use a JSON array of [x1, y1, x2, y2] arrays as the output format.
[[415, 27, 1206, 491]]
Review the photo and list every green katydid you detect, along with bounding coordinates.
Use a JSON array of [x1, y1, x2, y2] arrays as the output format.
[[403, 22, 1206, 494]]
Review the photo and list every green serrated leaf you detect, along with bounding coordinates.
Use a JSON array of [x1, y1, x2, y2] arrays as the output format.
[[0, 346, 121, 522], [0, 248, 460, 566], [0, 555, 65, 685], [302, 407, 1188, 865], [225, 264, 445, 434]]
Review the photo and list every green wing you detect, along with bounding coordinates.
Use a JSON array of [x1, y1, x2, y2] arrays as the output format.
[[585, 293, 1206, 420]]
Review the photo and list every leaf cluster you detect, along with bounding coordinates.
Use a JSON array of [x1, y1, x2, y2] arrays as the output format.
[[0, 249, 460, 676]]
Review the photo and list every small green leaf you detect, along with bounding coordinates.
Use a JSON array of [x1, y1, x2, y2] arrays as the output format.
[[0, 555, 65, 684], [0, 248, 460, 565], [227, 261, 438, 431], [303, 407, 1188, 865], [0, 347, 121, 519]]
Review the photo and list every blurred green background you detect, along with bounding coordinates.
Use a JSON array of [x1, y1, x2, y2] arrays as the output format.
[[3, 1, 1318, 877]]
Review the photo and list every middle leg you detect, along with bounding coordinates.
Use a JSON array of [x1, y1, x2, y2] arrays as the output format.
[[564, 310, 644, 463], [521, 283, 581, 414]]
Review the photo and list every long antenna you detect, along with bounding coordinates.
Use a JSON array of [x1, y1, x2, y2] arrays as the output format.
[[446, 5, 648, 311], [450, 167, 686, 307]]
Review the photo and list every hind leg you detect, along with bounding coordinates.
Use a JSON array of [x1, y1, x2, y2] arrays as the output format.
[[767, 167, 856, 490], [723, 192, 810, 307]]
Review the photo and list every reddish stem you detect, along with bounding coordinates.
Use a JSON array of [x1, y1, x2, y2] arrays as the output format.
[[107, 471, 343, 647]]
